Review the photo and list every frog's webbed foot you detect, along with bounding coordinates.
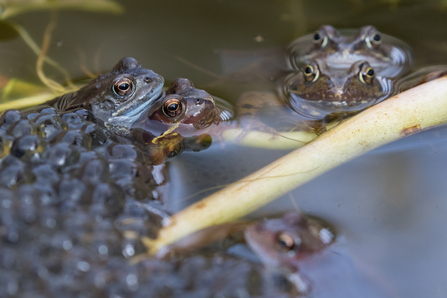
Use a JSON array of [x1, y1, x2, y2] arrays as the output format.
[[311, 122, 327, 136], [235, 91, 282, 141], [236, 115, 279, 141]]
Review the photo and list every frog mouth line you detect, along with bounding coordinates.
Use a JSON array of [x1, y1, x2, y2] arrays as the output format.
[[112, 84, 164, 117]]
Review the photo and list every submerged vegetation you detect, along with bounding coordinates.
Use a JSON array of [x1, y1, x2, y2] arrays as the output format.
[[0, 0, 123, 110]]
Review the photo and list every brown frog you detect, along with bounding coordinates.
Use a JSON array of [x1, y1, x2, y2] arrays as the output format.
[[131, 78, 230, 144], [288, 25, 412, 78], [245, 212, 333, 295], [37, 57, 165, 133], [237, 59, 390, 135], [283, 59, 387, 120], [245, 212, 334, 268], [245, 212, 392, 297], [30, 59, 231, 157]]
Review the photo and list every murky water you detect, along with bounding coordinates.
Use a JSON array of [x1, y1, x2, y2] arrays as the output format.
[[2, 0, 447, 297]]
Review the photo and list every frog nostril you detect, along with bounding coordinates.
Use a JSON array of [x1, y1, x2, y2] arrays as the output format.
[[144, 77, 152, 83]]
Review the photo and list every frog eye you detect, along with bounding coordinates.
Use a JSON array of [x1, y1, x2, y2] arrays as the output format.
[[113, 78, 134, 96], [366, 31, 382, 48], [358, 63, 375, 84], [276, 233, 299, 253], [163, 97, 183, 117], [303, 63, 320, 83], [167, 147, 181, 158], [312, 30, 328, 48]]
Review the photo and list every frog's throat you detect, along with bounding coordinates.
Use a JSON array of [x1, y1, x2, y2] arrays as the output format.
[[105, 90, 165, 131], [112, 85, 164, 117], [152, 123, 180, 144]]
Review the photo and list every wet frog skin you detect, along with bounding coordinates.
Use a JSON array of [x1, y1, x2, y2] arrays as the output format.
[[245, 212, 334, 295], [245, 212, 334, 269], [284, 59, 386, 119], [42, 57, 165, 133], [131, 78, 225, 143], [288, 25, 412, 78], [237, 59, 390, 135], [245, 212, 394, 297]]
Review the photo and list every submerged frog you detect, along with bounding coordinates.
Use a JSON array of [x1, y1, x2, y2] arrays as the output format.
[[39, 57, 165, 133], [237, 59, 392, 135], [288, 25, 412, 78], [131, 78, 231, 144], [245, 212, 392, 297], [245, 212, 334, 269]]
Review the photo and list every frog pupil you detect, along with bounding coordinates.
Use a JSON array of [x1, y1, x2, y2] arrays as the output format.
[[367, 69, 374, 76], [168, 103, 178, 111], [314, 33, 321, 41], [277, 234, 295, 251], [119, 83, 129, 90], [279, 239, 290, 248], [305, 66, 313, 74], [373, 33, 381, 42]]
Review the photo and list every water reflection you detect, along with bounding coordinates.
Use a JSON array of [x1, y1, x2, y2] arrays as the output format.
[[287, 25, 413, 78]]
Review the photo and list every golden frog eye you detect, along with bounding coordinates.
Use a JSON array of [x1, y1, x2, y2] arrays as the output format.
[[113, 78, 134, 96], [312, 30, 328, 48], [303, 63, 320, 83], [163, 97, 183, 117], [358, 63, 375, 85], [367, 31, 382, 48], [276, 233, 296, 253]]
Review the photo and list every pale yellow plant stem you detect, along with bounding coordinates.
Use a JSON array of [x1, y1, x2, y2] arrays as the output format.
[[0, 93, 55, 112], [144, 76, 447, 254]]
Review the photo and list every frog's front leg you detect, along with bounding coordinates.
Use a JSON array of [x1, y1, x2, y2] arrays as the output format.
[[236, 91, 283, 140]]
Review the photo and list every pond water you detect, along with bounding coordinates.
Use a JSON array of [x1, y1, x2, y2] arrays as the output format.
[[2, 0, 447, 297]]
